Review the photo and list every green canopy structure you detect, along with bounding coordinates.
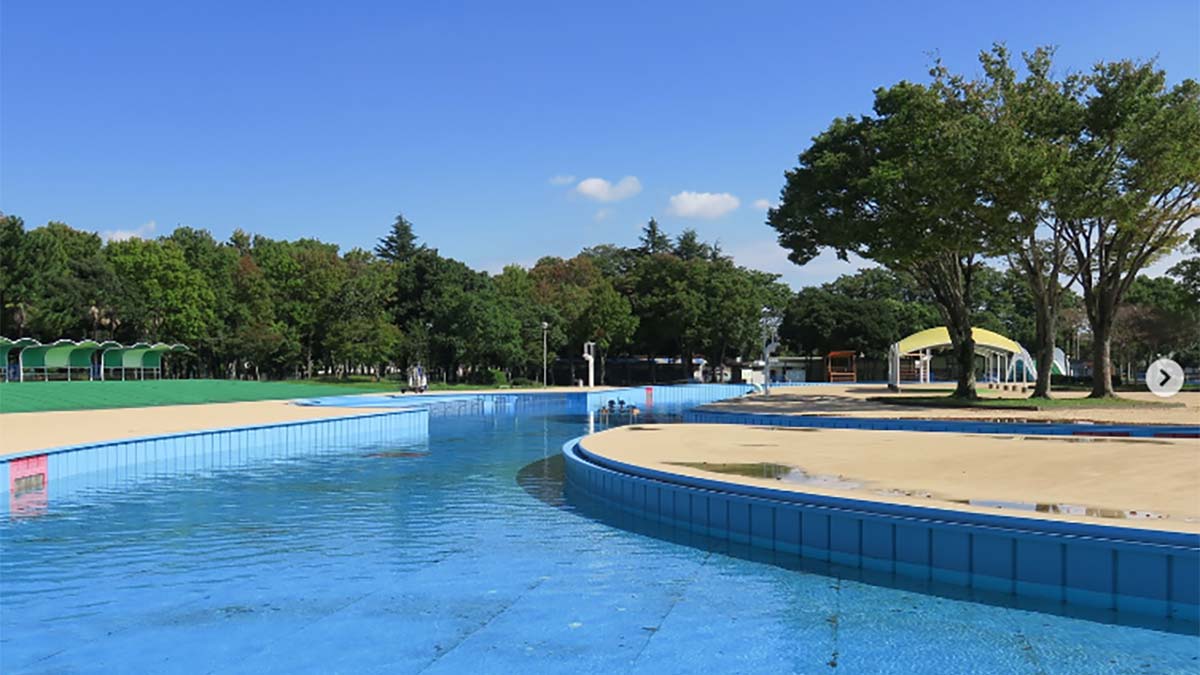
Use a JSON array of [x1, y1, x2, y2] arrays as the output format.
[[0, 338, 188, 381], [101, 342, 188, 380], [0, 337, 40, 381], [20, 339, 79, 381]]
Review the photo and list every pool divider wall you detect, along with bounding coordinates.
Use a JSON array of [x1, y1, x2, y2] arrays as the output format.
[[683, 408, 1200, 438], [0, 408, 429, 517], [562, 436, 1200, 623], [295, 384, 758, 414]]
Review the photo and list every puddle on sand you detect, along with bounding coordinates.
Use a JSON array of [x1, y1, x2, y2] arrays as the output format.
[[365, 450, 428, 458], [943, 498, 1178, 521], [665, 463, 1189, 524], [666, 462, 862, 489]]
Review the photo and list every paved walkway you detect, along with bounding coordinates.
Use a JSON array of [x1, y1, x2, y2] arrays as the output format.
[[584, 424, 1200, 534], [0, 401, 385, 456]]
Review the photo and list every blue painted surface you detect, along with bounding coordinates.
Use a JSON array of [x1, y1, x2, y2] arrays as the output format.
[[3, 387, 1199, 672], [0, 409, 429, 517], [565, 436, 1200, 626], [684, 408, 1200, 438]]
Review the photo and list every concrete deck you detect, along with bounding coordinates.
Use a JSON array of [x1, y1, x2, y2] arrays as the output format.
[[0, 401, 390, 456], [583, 424, 1200, 534], [702, 384, 1200, 426], [0, 386, 623, 455]]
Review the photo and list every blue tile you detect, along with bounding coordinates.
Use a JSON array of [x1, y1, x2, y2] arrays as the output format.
[[750, 502, 774, 549], [801, 511, 829, 554], [895, 524, 930, 567], [861, 520, 893, 562], [1116, 550, 1168, 603], [775, 508, 801, 552], [971, 534, 1014, 593], [1015, 538, 1063, 601], [728, 500, 751, 544], [1065, 546, 1114, 610], [829, 515, 860, 556], [1170, 553, 1200, 611]]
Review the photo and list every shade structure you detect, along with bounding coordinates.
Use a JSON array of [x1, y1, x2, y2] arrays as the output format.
[[1, 338, 188, 381], [0, 337, 40, 380], [101, 342, 188, 379], [888, 326, 1035, 388], [895, 327, 1023, 357]]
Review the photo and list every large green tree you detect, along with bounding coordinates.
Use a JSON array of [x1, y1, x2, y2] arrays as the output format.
[[769, 61, 1005, 398], [1059, 61, 1200, 396]]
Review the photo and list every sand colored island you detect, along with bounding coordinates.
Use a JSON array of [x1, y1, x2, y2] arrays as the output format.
[[700, 383, 1200, 426], [0, 400, 388, 456], [582, 423, 1200, 534]]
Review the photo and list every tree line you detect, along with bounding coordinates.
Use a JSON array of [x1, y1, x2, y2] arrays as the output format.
[[0, 214, 790, 384], [769, 45, 1199, 398], [1, 209, 1194, 387]]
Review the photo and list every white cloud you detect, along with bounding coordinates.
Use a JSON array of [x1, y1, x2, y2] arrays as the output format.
[[549, 174, 576, 185], [575, 176, 642, 202], [102, 220, 157, 242], [752, 198, 775, 211], [667, 191, 740, 219], [725, 238, 872, 290], [593, 208, 612, 223]]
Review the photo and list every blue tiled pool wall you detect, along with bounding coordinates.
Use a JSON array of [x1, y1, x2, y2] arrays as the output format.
[[684, 409, 1200, 438], [563, 437, 1200, 624], [0, 409, 429, 516], [296, 383, 756, 415], [0, 385, 752, 517]]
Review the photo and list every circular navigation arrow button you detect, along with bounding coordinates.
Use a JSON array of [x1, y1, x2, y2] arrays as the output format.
[[1146, 358, 1184, 398]]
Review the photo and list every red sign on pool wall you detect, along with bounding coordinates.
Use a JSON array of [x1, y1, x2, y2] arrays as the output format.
[[10, 454, 49, 515]]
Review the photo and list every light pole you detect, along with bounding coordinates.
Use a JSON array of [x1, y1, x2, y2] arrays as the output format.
[[541, 321, 549, 387]]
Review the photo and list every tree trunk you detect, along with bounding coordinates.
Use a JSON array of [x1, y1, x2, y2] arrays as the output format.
[[940, 294, 978, 400], [1090, 321, 1115, 397], [952, 334, 977, 399], [1031, 301, 1056, 398]]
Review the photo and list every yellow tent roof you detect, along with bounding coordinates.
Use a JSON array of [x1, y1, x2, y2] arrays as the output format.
[[896, 327, 1023, 356]]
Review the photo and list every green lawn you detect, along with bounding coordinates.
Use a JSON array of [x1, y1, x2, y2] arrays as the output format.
[[0, 377, 553, 413], [0, 379, 399, 414], [871, 394, 1178, 411]]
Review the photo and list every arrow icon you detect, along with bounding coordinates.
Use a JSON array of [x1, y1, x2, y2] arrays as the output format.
[[1146, 358, 1184, 398]]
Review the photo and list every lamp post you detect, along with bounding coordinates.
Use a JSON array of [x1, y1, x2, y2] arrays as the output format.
[[541, 321, 549, 387]]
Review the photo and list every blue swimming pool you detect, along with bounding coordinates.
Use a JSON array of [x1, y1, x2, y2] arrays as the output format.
[[2, 403, 1198, 673]]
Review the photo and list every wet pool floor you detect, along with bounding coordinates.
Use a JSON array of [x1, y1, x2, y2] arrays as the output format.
[[1, 413, 1197, 673]]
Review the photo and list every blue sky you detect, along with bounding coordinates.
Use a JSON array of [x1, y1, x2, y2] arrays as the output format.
[[2, 1, 1198, 287]]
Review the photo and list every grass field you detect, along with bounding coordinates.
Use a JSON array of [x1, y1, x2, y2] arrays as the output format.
[[0, 378, 551, 413], [0, 379, 400, 414]]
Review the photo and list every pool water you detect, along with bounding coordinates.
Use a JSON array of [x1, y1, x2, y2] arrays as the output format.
[[2, 411, 1197, 674]]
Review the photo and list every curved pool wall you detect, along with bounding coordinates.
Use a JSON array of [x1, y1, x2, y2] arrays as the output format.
[[562, 436, 1200, 624], [297, 383, 755, 414], [0, 408, 429, 517], [684, 408, 1200, 438], [0, 385, 751, 518]]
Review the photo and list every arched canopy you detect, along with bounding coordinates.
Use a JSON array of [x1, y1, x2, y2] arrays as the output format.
[[103, 343, 152, 368], [0, 337, 39, 362], [66, 340, 115, 368], [142, 343, 187, 369], [20, 339, 80, 369], [895, 327, 1023, 357]]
